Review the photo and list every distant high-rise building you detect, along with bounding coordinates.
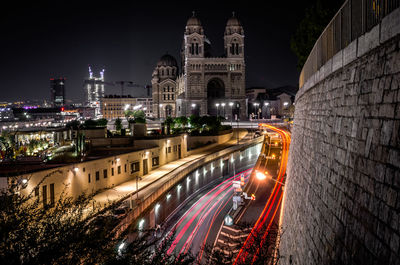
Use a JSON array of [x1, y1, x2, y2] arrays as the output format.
[[50, 78, 66, 107], [84, 66, 105, 117]]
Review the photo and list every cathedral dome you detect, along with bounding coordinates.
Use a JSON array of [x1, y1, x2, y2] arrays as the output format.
[[186, 16, 201, 27], [157, 54, 178, 67], [226, 15, 241, 26]]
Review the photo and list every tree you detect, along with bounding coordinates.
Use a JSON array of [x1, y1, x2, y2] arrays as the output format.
[[188, 115, 202, 130], [115, 118, 122, 132], [66, 120, 80, 130], [96, 118, 108, 127], [0, 173, 194, 265], [84, 119, 98, 128], [290, 0, 344, 70], [164, 117, 174, 135], [133, 110, 145, 120], [124, 110, 134, 119], [174, 116, 188, 128]]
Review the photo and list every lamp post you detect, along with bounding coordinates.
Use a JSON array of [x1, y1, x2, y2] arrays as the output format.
[[221, 103, 226, 119], [191, 103, 196, 115], [229, 102, 234, 127], [159, 104, 162, 118], [264, 102, 269, 119], [216, 103, 220, 117]]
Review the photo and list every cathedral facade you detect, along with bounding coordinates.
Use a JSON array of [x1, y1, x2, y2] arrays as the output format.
[[152, 13, 247, 120]]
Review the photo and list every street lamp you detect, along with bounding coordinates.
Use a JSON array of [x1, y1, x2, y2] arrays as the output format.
[[229, 102, 234, 127], [253, 103, 259, 120], [159, 104, 163, 119], [221, 103, 226, 119], [255, 170, 285, 185], [215, 103, 220, 117], [264, 102, 269, 119], [191, 103, 196, 115]]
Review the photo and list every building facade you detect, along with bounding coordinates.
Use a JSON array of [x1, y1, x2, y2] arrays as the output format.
[[50, 78, 66, 107], [152, 13, 246, 120], [84, 66, 105, 117], [100, 95, 137, 120], [100, 95, 152, 120]]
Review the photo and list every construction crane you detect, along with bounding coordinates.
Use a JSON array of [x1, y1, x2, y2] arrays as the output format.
[[113, 81, 151, 97]]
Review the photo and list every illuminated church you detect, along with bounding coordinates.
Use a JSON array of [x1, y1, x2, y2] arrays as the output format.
[[151, 13, 246, 120]]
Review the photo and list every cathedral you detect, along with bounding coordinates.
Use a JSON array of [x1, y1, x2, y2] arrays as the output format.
[[151, 13, 247, 120]]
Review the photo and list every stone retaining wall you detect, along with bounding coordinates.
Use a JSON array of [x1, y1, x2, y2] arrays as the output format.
[[280, 28, 400, 265]]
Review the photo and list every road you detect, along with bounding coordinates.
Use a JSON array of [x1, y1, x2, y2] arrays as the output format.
[[130, 143, 262, 259], [233, 124, 291, 264]]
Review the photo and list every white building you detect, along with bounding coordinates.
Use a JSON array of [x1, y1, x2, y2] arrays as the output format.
[[84, 66, 105, 117]]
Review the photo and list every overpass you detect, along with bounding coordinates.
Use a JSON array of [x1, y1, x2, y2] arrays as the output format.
[[280, 1, 400, 264]]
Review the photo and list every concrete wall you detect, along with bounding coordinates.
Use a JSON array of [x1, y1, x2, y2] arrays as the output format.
[[90, 137, 133, 148], [280, 11, 400, 265], [133, 134, 188, 165], [15, 135, 187, 206], [187, 131, 233, 150]]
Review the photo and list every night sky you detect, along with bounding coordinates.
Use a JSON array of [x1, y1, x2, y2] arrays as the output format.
[[0, 1, 313, 102]]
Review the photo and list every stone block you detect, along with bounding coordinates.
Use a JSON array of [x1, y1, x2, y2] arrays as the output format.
[[378, 104, 395, 118], [343, 40, 358, 67], [380, 121, 393, 146], [357, 25, 380, 58], [380, 7, 400, 44], [332, 50, 343, 73]]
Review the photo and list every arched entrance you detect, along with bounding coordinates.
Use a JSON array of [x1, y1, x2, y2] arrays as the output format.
[[207, 78, 225, 116], [165, 105, 173, 117]]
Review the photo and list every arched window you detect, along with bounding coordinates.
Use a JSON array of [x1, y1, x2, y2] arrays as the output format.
[[167, 69, 170, 75], [191, 43, 194, 55], [162, 69, 164, 75], [195, 43, 199, 55], [235, 43, 239, 55]]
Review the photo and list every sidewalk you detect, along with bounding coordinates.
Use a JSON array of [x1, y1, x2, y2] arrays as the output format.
[[92, 130, 251, 207]]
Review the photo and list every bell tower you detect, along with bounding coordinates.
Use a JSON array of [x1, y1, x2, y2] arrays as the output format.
[[224, 12, 244, 58]]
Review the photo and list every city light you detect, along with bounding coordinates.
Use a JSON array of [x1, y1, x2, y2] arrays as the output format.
[[177, 184, 182, 190], [22, 179, 28, 184], [155, 203, 160, 211], [255, 171, 267, 180], [166, 193, 171, 199], [229, 102, 233, 106], [74, 167, 79, 172], [138, 219, 145, 229]]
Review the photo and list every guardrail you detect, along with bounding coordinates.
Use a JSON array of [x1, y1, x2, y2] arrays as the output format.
[[299, 0, 400, 88]]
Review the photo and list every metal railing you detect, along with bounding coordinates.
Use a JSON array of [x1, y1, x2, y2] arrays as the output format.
[[299, 0, 400, 88]]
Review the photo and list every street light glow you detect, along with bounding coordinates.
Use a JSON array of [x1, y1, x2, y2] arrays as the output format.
[[256, 171, 267, 180], [216, 103, 220, 107], [166, 193, 171, 199], [138, 219, 145, 229], [229, 102, 233, 106]]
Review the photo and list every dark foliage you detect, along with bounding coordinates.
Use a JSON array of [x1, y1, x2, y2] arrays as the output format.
[[290, 0, 344, 70], [0, 172, 194, 265]]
